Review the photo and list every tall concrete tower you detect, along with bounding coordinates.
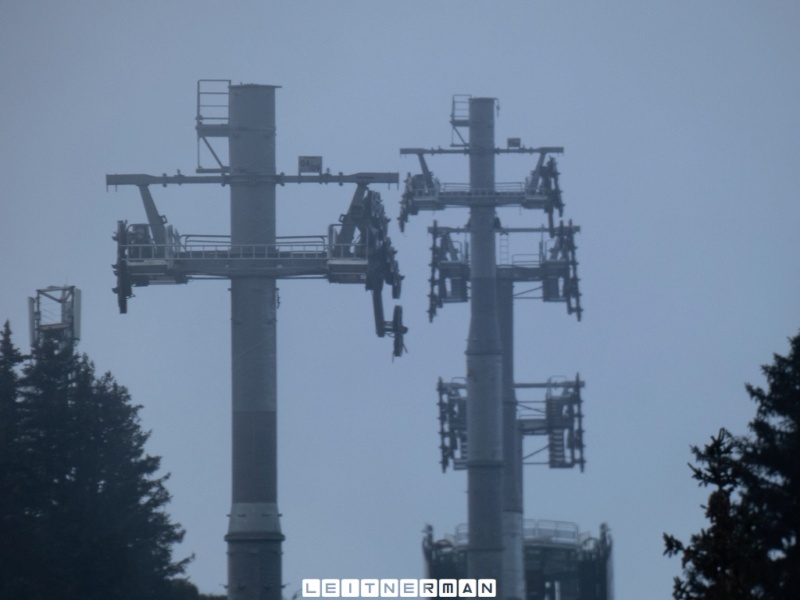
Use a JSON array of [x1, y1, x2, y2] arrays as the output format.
[[402, 95, 583, 600], [225, 84, 283, 600], [108, 81, 402, 600], [464, 98, 505, 587]]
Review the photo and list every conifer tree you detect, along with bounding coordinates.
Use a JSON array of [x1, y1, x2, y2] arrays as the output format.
[[0, 321, 31, 598], [665, 332, 800, 599], [663, 430, 767, 599], [0, 324, 190, 600], [739, 333, 800, 598]]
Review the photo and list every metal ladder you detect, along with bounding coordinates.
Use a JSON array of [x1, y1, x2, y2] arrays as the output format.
[[450, 94, 471, 147], [195, 79, 231, 173], [498, 232, 510, 265]]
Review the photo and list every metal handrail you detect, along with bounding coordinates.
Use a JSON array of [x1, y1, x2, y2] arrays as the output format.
[[439, 182, 525, 194], [122, 234, 379, 264], [510, 253, 541, 268], [452, 519, 580, 547], [524, 519, 580, 544]]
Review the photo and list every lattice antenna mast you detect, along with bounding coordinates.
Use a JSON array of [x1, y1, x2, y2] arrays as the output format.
[[402, 96, 583, 600], [28, 285, 82, 351], [107, 81, 404, 600]]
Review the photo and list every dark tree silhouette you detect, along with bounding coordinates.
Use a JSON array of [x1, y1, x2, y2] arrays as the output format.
[[0, 321, 31, 598], [738, 332, 800, 598], [665, 332, 800, 599], [0, 323, 191, 600]]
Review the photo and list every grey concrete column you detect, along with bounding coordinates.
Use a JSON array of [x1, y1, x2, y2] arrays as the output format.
[[466, 97, 504, 596], [498, 279, 524, 600], [225, 84, 283, 600]]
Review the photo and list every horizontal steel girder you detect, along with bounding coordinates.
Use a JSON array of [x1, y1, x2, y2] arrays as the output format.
[[106, 172, 398, 188]]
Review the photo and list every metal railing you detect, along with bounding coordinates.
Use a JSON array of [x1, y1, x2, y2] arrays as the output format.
[[122, 233, 377, 265], [454, 519, 581, 547], [181, 234, 328, 260], [405, 178, 542, 199], [439, 181, 526, 195], [196, 79, 231, 125], [524, 519, 580, 545]]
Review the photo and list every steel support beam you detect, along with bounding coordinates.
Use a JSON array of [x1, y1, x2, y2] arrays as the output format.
[[399, 146, 564, 156], [465, 97, 504, 595], [106, 172, 398, 187], [224, 84, 283, 600]]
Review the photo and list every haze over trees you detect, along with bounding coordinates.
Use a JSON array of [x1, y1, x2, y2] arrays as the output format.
[[0, 320, 200, 599], [664, 332, 800, 599]]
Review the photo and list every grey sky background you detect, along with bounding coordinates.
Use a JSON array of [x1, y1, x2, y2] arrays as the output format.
[[1, 2, 798, 598]]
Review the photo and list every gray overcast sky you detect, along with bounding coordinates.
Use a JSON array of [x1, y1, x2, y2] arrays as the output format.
[[1, 2, 798, 598]]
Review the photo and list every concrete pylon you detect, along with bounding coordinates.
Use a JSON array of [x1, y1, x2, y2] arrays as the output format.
[[465, 97, 504, 597], [498, 279, 524, 600], [225, 84, 284, 600]]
